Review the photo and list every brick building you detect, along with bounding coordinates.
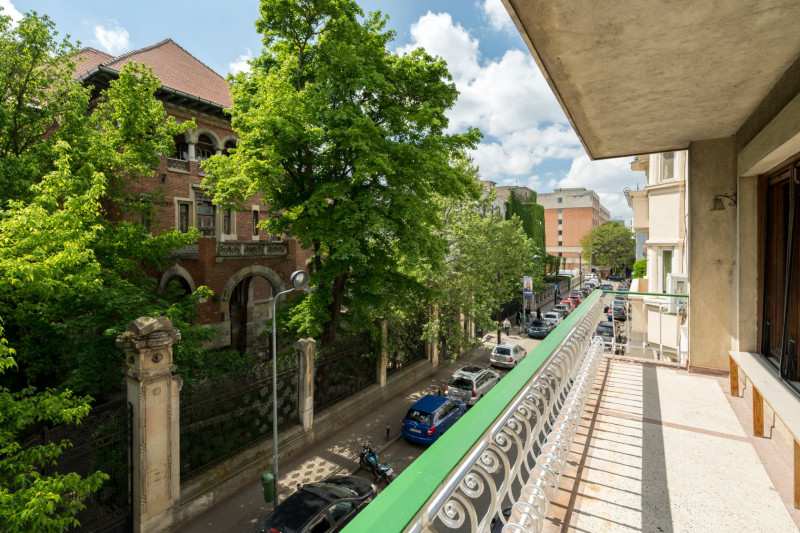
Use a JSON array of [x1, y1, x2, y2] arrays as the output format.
[[75, 40, 313, 353], [537, 188, 611, 273]]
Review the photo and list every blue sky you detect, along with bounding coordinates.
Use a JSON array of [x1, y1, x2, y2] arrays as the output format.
[[2, 0, 642, 217]]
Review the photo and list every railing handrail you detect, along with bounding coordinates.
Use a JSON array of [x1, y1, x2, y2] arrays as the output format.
[[344, 290, 602, 533], [603, 289, 689, 298]]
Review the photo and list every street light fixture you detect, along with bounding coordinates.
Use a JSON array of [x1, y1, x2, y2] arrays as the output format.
[[578, 252, 583, 288], [271, 270, 309, 509]]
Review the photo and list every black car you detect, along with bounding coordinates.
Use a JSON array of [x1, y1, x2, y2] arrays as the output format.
[[606, 274, 625, 282], [613, 302, 627, 321], [255, 475, 376, 533]]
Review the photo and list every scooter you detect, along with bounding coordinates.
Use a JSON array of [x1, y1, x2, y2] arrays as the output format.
[[358, 441, 393, 483]]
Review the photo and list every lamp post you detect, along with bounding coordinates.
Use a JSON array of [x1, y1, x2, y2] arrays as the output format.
[[271, 270, 309, 509], [578, 252, 583, 288]]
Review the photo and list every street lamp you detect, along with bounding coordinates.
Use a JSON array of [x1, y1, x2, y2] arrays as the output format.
[[578, 252, 583, 288], [271, 270, 309, 509]]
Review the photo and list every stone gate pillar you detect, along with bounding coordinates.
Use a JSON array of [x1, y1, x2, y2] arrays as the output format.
[[378, 319, 388, 387], [116, 317, 182, 533], [295, 338, 316, 431]]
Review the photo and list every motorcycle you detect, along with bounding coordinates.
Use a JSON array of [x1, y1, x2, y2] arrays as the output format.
[[358, 441, 393, 483]]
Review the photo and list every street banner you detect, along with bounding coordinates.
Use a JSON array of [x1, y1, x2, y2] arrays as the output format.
[[523, 276, 533, 296]]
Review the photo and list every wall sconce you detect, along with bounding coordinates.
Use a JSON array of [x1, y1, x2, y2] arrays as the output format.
[[711, 192, 737, 211]]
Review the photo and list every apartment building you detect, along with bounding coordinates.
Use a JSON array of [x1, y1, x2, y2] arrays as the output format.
[[537, 188, 611, 272]]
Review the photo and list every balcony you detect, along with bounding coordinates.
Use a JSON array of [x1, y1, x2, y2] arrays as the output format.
[[216, 241, 288, 258], [167, 157, 190, 172], [345, 291, 800, 532]]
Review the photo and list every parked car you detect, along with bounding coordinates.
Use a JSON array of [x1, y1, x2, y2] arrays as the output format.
[[490, 342, 528, 368], [552, 303, 571, 317], [600, 283, 614, 291], [255, 475, 376, 533], [613, 301, 627, 321], [568, 291, 584, 302], [586, 279, 600, 288], [607, 274, 626, 282], [402, 395, 466, 446], [561, 298, 581, 310], [579, 287, 592, 297], [542, 311, 562, 326], [445, 366, 500, 406], [595, 321, 615, 349], [527, 319, 554, 339]]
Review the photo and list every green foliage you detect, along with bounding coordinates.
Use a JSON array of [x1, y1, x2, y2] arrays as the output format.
[[0, 11, 206, 397], [203, 0, 482, 348], [633, 258, 647, 279], [580, 222, 635, 274], [0, 321, 108, 532], [434, 193, 537, 355], [505, 190, 545, 251]]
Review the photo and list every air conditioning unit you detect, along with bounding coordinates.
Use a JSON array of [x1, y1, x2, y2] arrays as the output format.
[[666, 274, 688, 313]]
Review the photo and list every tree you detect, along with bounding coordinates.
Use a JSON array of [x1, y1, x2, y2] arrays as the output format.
[[633, 258, 647, 279], [580, 222, 635, 274], [436, 193, 537, 351], [0, 10, 213, 397], [203, 0, 481, 351], [0, 320, 107, 532], [505, 189, 545, 251]]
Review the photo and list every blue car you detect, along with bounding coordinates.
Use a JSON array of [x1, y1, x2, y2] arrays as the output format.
[[401, 395, 466, 446]]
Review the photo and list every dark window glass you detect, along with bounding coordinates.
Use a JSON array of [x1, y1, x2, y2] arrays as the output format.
[[252, 211, 259, 235], [223, 210, 232, 234], [179, 203, 190, 233]]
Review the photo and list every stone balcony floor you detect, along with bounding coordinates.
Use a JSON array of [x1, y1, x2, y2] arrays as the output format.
[[544, 356, 800, 532]]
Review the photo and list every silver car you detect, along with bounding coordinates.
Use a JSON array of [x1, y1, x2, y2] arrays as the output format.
[[490, 342, 528, 368], [445, 366, 500, 406]]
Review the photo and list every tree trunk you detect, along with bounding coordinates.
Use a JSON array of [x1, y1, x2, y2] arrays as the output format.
[[317, 273, 348, 404]]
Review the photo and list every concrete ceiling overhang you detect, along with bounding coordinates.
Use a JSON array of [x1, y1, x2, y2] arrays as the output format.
[[502, 0, 800, 159]]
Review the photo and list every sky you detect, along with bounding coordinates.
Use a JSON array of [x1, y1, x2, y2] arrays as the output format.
[[2, 0, 645, 217]]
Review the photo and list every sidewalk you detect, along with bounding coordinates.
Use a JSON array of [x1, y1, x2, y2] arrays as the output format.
[[175, 349, 480, 533]]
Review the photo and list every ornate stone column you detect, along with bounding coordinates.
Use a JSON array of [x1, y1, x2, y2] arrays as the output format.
[[295, 338, 316, 431], [116, 317, 182, 533]]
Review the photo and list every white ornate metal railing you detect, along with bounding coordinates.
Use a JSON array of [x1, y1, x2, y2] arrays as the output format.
[[346, 294, 604, 533], [501, 335, 604, 532]]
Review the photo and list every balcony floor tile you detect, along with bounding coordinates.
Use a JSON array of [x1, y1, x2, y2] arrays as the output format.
[[546, 357, 799, 532]]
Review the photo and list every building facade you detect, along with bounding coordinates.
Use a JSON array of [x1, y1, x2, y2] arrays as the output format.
[[75, 40, 313, 354], [537, 188, 611, 273]]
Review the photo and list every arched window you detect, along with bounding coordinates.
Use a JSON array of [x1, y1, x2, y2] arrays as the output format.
[[196, 134, 216, 161], [173, 135, 189, 160], [223, 140, 237, 156]]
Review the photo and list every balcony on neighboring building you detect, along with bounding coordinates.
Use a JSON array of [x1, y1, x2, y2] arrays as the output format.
[[216, 241, 288, 258]]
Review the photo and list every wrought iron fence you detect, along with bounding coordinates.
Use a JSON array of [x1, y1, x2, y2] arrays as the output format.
[[387, 319, 427, 377], [179, 356, 299, 481], [314, 341, 377, 411], [23, 397, 132, 533]]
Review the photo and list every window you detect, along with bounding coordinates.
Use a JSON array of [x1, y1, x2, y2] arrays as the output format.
[[558, 252, 563, 257], [660, 248, 673, 293], [196, 198, 215, 236], [178, 202, 190, 233], [557, 197, 563, 204], [660, 152, 675, 182], [222, 140, 236, 156], [557, 208, 563, 214], [195, 134, 215, 162], [330, 502, 355, 523], [761, 158, 800, 384], [223, 210, 232, 234], [252, 210, 259, 235], [558, 230, 562, 236], [173, 135, 189, 160], [558, 239, 562, 246]]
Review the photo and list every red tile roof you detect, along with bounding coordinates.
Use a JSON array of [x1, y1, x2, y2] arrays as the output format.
[[74, 39, 232, 108]]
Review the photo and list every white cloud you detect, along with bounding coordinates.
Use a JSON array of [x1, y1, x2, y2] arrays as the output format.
[[229, 49, 252, 75], [400, 11, 639, 218], [0, 0, 22, 23], [479, 0, 515, 33], [93, 23, 130, 54], [559, 155, 641, 217]]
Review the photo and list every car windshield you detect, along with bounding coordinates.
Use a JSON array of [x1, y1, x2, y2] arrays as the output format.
[[597, 325, 613, 334], [544, 313, 558, 318], [494, 347, 511, 355], [531, 320, 547, 327], [448, 377, 473, 391], [405, 409, 432, 425]]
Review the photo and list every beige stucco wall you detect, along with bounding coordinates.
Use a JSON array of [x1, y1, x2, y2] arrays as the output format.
[[648, 187, 684, 243], [688, 138, 736, 371]]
